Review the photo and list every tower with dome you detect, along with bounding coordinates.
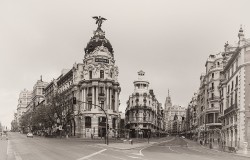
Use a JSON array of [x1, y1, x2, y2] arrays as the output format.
[[125, 71, 164, 138], [75, 17, 121, 138]]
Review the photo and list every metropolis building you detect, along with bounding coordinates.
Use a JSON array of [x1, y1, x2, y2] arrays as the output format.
[[44, 17, 121, 138], [76, 19, 121, 138], [125, 71, 164, 138]]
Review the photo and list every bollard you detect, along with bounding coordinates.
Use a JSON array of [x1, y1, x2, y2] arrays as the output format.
[[129, 139, 133, 145], [243, 142, 248, 154]]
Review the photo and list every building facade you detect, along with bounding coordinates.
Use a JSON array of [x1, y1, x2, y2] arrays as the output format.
[[44, 18, 121, 138], [219, 27, 250, 151], [167, 105, 186, 135], [16, 88, 32, 129], [164, 91, 172, 132], [185, 93, 198, 139], [125, 71, 164, 138]]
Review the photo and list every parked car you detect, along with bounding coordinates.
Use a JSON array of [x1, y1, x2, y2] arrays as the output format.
[[181, 136, 185, 139], [27, 132, 33, 138]]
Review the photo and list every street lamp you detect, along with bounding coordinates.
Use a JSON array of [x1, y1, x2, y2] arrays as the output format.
[[73, 98, 109, 145]]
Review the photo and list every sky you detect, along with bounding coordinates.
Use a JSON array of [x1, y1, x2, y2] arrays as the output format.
[[0, 0, 250, 129]]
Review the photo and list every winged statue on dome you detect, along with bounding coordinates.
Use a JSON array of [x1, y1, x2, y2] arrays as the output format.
[[92, 16, 107, 29]]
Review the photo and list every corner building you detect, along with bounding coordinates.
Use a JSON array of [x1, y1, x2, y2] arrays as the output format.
[[74, 24, 121, 138], [219, 27, 250, 151], [125, 71, 164, 138]]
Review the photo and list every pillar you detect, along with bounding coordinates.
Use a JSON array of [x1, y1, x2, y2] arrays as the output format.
[[115, 90, 118, 112], [214, 113, 215, 123], [92, 87, 95, 109], [96, 86, 99, 108], [109, 88, 112, 110], [83, 88, 86, 110], [106, 87, 109, 110]]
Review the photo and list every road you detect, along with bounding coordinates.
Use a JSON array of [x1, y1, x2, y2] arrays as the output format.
[[0, 137, 8, 160], [4, 132, 249, 160], [140, 136, 249, 160]]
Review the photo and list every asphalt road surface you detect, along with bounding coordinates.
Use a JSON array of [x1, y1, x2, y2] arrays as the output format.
[[5, 132, 249, 160], [0, 137, 8, 160], [139, 136, 249, 160]]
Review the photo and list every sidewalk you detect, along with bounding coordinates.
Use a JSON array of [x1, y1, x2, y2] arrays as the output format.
[[234, 149, 250, 158], [184, 138, 250, 158], [97, 137, 174, 150]]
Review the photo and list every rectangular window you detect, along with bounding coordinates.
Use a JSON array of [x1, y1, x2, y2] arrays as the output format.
[[212, 73, 214, 78], [89, 71, 92, 79], [100, 70, 104, 79], [236, 58, 238, 69], [88, 101, 92, 111], [231, 81, 234, 91], [232, 64, 234, 75], [236, 76, 238, 86]]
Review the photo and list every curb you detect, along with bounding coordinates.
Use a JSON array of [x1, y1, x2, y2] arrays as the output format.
[[97, 137, 174, 150]]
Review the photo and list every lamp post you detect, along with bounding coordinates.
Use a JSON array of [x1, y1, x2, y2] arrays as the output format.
[[73, 98, 109, 145]]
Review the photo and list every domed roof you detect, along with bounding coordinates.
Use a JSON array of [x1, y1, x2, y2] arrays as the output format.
[[84, 29, 114, 56]]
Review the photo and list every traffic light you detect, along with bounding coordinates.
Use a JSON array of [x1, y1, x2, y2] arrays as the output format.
[[73, 97, 76, 104], [107, 124, 109, 130]]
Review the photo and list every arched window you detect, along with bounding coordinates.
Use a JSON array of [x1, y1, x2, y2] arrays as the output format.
[[89, 71, 92, 79], [100, 70, 104, 79]]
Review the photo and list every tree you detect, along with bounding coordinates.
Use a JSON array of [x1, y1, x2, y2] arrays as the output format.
[[11, 120, 18, 132], [0, 121, 2, 132], [20, 111, 32, 133], [45, 92, 75, 136], [19, 92, 75, 136]]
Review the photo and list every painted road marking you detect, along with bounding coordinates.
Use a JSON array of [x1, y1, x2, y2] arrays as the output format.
[[168, 146, 174, 152], [76, 149, 107, 160], [14, 152, 22, 160], [127, 155, 140, 158], [7, 139, 23, 160], [99, 153, 127, 160]]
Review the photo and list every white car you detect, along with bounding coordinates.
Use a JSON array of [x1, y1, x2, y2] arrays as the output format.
[[27, 132, 33, 138], [181, 136, 185, 139]]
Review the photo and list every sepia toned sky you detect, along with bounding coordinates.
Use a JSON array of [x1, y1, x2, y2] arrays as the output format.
[[1, 0, 250, 128]]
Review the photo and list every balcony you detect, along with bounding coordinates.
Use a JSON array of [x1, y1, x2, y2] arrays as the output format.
[[98, 93, 105, 101], [208, 96, 220, 102], [99, 93, 105, 97], [224, 104, 238, 115], [206, 107, 219, 112]]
